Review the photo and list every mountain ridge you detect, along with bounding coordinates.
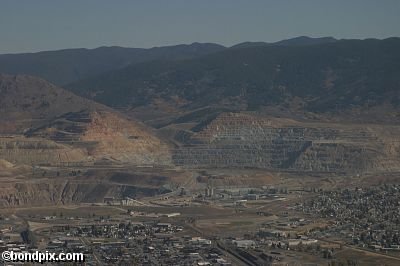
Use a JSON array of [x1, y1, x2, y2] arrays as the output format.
[[0, 43, 225, 86], [231, 36, 337, 48], [0, 36, 342, 86], [67, 37, 400, 123]]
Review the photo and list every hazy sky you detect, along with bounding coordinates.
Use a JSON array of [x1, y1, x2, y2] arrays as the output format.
[[1, 0, 399, 54]]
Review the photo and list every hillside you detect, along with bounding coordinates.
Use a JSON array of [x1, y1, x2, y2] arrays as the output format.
[[0, 74, 171, 166], [0, 43, 225, 86], [172, 112, 400, 173], [0, 74, 97, 123], [231, 36, 337, 48], [68, 38, 400, 123], [0, 37, 339, 87]]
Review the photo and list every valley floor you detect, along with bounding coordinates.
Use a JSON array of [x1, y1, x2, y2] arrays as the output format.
[[1, 165, 400, 265]]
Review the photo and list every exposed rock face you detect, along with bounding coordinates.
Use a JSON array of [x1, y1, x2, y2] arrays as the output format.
[[0, 159, 14, 169], [0, 74, 172, 166], [0, 137, 88, 165], [23, 111, 172, 166], [0, 74, 172, 207], [80, 111, 171, 165], [173, 113, 400, 173], [0, 180, 163, 207]]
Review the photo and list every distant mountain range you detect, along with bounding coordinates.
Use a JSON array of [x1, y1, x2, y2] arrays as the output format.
[[0, 36, 336, 86], [66, 38, 400, 117], [0, 43, 225, 85], [231, 36, 337, 48], [1, 36, 399, 122]]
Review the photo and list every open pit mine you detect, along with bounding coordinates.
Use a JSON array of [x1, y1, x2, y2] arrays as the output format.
[[1, 74, 400, 208]]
